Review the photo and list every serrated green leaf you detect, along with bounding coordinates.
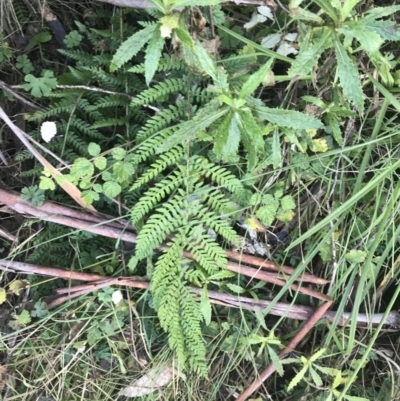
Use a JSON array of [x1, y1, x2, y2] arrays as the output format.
[[113, 161, 135, 182], [88, 142, 101, 157], [309, 366, 323, 386], [345, 249, 367, 263], [326, 114, 343, 146], [271, 129, 281, 169], [17, 309, 31, 326], [239, 58, 273, 99], [334, 40, 364, 111], [157, 99, 227, 153], [39, 176, 56, 191], [103, 181, 122, 198], [82, 190, 99, 205], [309, 348, 326, 362], [110, 24, 157, 72], [364, 5, 400, 19], [290, 7, 324, 23], [94, 156, 107, 170], [289, 28, 332, 77], [341, 21, 383, 54], [200, 286, 211, 325], [256, 106, 324, 130], [0, 288, 6, 305], [276, 209, 294, 223], [214, 111, 240, 159], [267, 345, 284, 376], [194, 40, 218, 81], [145, 26, 165, 86], [361, 19, 400, 42], [237, 110, 264, 151], [112, 148, 126, 160], [256, 203, 279, 226], [288, 364, 308, 391], [22, 70, 57, 98], [71, 158, 94, 179], [226, 283, 246, 293], [175, 27, 194, 47], [340, 0, 362, 21], [281, 195, 296, 210]]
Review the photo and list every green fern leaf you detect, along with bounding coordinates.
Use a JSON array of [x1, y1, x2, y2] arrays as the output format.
[[145, 25, 165, 85]]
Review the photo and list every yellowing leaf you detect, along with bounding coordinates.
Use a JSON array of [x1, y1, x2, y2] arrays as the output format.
[[9, 280, 29, 296], [310, 138, 328, 152], [244, 217, 266, 232], [0, 288, 6, 305]]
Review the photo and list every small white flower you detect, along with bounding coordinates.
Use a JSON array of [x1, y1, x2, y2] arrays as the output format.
[[112, 290, 123, 305], [41, 121, 57, 143]]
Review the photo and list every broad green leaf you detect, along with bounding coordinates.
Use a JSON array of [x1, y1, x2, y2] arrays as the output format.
[[39, 176, 56, 191], [103, 181, 122, 198], [22, 71, 57, 98], [226, 283, 246, 293], [175, 27, 194, 47], [340, 0, 362, 21], [82, 190, 100, 205], [281, 195, 296, 210], [341, 21, 383, 54], [239, 59, 273, 99], [214, 111, 240, 159], [290, 7, 323, 24], [16, 309, 31, 326], [0, 288, 6, 305], [267, 345, 284, 376], [88, 142, 101, 157], [345, 249, 367, 263], [9, 280, 29, 295], [145, 26, 165, 85], [237, 110, 264, 151], [200, 286, 212, 325], [25, 31, 52, 52], [71, 158, 94, 178], [113, 161, 135, 182], [289, 28, 332, 77], [112, 148, 126, 160], [194, 40, 218, 81], [256, 106, 324, 130], [110, 24, 157, 72], [310, 138, 328, 152], [157, 99, 227, 153], [361, 20, 400, 42], [94, 156, 107, 170], [256, 203, 279, 226], [334, 40, 364, 111], [271, 129, 281, 169], [364, 5, 400, 19]]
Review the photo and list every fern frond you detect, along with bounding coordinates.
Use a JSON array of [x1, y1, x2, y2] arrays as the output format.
[[92, 116, 130, 129], [193, 157, 243, 193], [58, 49, 94, 65], [88, 95, 130, 110], [131, 78, 188, 107], [134, 195, 187, 261], [130, 170, 186, 223], [129, 54, 188, 74], [136, 102, 191, 142], [130, 145, 185, 190], [186, 235, 227, 273]]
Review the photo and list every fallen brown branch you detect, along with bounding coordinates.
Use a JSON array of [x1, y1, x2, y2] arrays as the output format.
[[1, 258, 398, 329]]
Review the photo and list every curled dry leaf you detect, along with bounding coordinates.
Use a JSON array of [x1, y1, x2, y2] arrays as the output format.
[[121, 365, 181, 397]]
